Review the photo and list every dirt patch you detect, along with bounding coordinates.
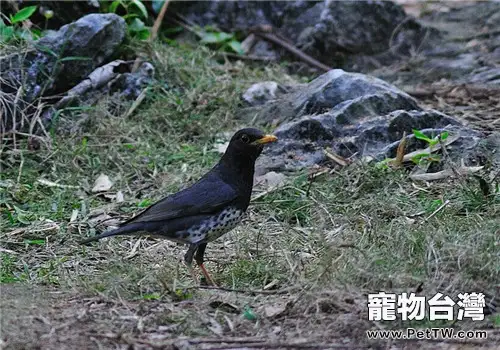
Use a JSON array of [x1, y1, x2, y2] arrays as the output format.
[[1, 283, 499, 349]]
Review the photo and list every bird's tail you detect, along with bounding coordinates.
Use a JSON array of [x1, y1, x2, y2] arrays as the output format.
[[79, 223, 146, 245]]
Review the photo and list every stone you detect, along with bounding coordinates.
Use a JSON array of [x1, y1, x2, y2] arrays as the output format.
[[1, 14, 128, 133], [242, 81, 281, 106], [253, 69, 490, 174]]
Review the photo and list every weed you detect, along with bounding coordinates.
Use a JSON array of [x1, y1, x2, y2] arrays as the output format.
[[0, 5, 39, 43]]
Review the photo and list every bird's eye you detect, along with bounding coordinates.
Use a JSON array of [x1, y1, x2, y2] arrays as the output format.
[[241, 134, 250, 143]]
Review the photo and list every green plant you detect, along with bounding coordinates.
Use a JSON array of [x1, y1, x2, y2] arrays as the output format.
[[196, 26, 244, 55], [102, 0, 150, 40], [0, 5, 38, 43], [1, 253, 26, 283], [410, 129, 449, 167]]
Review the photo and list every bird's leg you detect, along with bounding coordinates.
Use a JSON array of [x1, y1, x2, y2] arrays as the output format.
[[184, 244, 198, 284], [195, 243, 217, 286]]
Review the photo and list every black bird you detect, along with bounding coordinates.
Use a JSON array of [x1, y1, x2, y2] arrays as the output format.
[[80, 128, 277, 285]]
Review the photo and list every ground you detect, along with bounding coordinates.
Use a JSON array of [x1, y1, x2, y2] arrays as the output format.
[[1, 27, 499, 350]]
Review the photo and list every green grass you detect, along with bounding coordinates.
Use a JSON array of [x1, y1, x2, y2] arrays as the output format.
[[0, 40, 498, 345]]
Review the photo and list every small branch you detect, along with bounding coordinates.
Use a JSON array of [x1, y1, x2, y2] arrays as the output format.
[[187, 285, 295, 295], [150, 0, 170, 42], [124, 88, 148, 118], [424, 200, 450, 222], [217, 52, 277, 62], [323, 148, 349, 166], [251, 184, 290, 202], [253, 31, 332, 72], [409, 166, 484, 181]]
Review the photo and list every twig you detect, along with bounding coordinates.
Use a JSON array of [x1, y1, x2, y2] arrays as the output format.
[[150, 0, 170, 42], [409, 166, 484, 181], [0, 247, 18, 254], [124, 88, 148, 118], [424, 200, 450, 222], [251, 184, 289, 202], [37, 178, 80, 189], [323, 149, 349, 166], [186, 285, 295, 295], [126, 238, 142, 259], [392, 131, 407, 168], [252, 31, 332, 72], [217, 52, 277, 62]]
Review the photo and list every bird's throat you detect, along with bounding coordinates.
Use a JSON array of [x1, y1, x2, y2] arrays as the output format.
[[219, 150, 257, 189]]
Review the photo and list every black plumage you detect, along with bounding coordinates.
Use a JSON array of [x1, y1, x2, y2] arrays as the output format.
[[80, 128, 277, 285]]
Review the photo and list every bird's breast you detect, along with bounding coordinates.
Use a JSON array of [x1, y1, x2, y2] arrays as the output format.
[[180, 206, 245, 244]]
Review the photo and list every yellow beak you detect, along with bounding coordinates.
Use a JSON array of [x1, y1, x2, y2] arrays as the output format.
[[254, 134, 278, 145]]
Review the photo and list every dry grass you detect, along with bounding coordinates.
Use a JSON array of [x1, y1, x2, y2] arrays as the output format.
[[1, 41, 499, 349]]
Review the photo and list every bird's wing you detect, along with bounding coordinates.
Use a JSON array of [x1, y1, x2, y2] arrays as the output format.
[[121, 172, 238, 225]]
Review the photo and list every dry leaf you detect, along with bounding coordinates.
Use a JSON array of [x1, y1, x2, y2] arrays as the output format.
[[92, 174, 113, 193], [264, 304, 287, 318], [410, 166, 484, 181], [88, 214, 120, 227], [70, 209, 79, 223], [255, 171, 286, 189], [207, 317, 223, 336], [116, 191, 124, 203]]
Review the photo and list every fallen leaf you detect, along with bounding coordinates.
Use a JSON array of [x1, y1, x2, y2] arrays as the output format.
[[264, 304, 287, 318], [70, 209, 79, 223], [255, 171, 286, 189], [88, 214, 121, 227], [92, 174, 113, 192], [116, 191, 124, 203], [263, 279, 280, 290], [207, 317, 223, 336]]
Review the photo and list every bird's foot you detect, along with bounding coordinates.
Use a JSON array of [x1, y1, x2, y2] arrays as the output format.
[[199, 263, 217, 286]]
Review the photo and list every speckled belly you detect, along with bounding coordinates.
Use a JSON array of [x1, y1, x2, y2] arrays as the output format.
[[178, 207, 244, 244]]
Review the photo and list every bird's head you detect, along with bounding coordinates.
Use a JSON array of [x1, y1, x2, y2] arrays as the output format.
[[221, 128, 277, 168], [228, 127, 277, 157]]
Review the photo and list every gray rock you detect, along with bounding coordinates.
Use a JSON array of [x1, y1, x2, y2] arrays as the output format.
[[1, 13, 125, 102], [291, 1, 421, 56], [254, 70, 488, 174], [1, 14, 126, 133], [32, 13, 126, 99], [467, 67, 500, 86], [173, 1, 317, 32], [242, 81, 285, 106], [174, 1, 431, 68], [244, 69, 420, 125], [464, 132, 500, 169], [372, 1, 500, 86]]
